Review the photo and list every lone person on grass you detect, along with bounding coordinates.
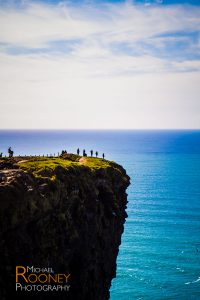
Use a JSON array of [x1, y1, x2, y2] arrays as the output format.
[[95, 151, 98, 158], [103, 153, 105, 159], [77, 148, 80, 155], [90, 150, 93, 157]]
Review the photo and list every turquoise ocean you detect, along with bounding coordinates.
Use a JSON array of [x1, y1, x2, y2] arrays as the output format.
[[0, 130, 200, 300]]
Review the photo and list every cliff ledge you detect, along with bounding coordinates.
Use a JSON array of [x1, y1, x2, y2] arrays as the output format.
[[0, 155, 130, 300]]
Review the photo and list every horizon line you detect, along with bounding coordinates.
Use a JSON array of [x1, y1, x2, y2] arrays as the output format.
[[0, 128, 200, 131]]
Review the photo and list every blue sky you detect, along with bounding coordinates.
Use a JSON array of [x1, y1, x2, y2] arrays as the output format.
[[14, 0, 200, 4], [0, 0, 199, 128]]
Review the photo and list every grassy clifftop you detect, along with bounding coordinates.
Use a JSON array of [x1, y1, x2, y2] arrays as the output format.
[[0, 152, 130, 300], [20, 155, 112, 171], [0, 153, 121, 181]]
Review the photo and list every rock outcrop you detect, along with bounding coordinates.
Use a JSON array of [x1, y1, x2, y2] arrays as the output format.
[[0, 155, 130, 300]]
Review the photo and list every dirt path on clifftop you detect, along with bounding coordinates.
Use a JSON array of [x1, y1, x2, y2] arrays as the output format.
[[79, 157, 88, 165]]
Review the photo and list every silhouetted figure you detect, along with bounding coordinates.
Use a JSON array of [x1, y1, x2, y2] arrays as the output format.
[[8, 147, 14, 158], [102, 153, 105, 159], [83, 149, 87, 157], [61, 150, 67, 156], [90, 150, 93, 157], [77, 148, 80, 155], [95, 151, 98, 157], [0, 152, 2, 158]]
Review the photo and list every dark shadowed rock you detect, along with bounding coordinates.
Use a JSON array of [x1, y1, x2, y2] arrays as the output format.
[[0, 156, 130, 300]]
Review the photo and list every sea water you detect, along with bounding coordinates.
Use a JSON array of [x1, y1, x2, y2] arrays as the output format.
[[0, 130, 199, 300]]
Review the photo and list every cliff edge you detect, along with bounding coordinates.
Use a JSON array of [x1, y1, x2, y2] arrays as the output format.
[[0, 155, 130, 300]]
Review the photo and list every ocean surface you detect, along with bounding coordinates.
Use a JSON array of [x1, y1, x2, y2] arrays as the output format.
[[0, 130, 200, 300]]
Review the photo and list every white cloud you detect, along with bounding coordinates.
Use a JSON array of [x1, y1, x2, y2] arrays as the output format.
[[0, 1, 199, 74], [0, 1, 200, 129], [0, 51, 199, 129], [0, 2, 200, 48]]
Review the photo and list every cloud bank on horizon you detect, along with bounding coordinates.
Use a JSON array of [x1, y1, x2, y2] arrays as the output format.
[[0, 0, 200, 129]]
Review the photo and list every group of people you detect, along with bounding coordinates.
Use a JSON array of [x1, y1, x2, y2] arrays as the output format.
[[77, 148, 105, 159], [0, 147, 105, 159]]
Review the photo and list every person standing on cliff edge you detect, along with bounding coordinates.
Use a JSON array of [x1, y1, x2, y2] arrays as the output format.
[[77, 148, 80, 155], [8, 147, 14, 158]]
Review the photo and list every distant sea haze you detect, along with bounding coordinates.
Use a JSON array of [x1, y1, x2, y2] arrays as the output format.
[[0, 129, 200, 300]]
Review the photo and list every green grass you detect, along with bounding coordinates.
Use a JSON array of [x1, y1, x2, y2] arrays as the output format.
[[19, 157, 75, 179], [19, 157, 75, 169], [80, 157, 111, 169], [18, 156, 114, 179]]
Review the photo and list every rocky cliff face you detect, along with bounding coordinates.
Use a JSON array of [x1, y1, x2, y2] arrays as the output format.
[[0, 156, 130, 300]]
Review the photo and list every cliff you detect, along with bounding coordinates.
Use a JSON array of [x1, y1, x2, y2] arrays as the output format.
[[0, 155, 130, 300]]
